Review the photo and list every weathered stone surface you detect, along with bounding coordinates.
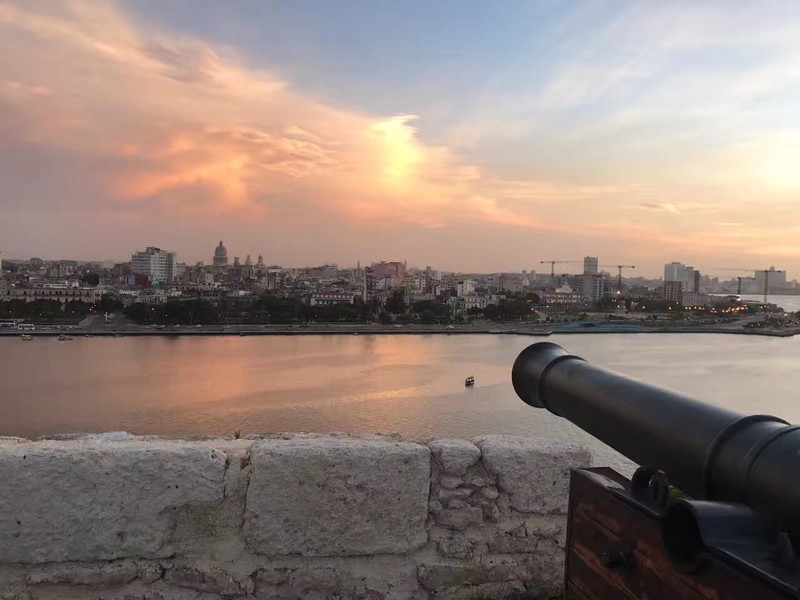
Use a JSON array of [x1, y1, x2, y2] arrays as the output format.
[[437, 533, 473, 559], [26, 561, 139, 586], [435, 506, 483, 531], [525, 537, 565, 587], [525, 515, 568, 548], [417, 556, 529, 592], [244, 438, 430, 556], [480, 486, 499, 500], [476, 436, 590, 514], [417, 563, 472, 592], [437, 487, 473, 505], [431, 580, 527, 600], [163, 564, 248, 596], [0, 434, 575, 599], [137, 561, 164, 585], [438, 475, 463, 490], [487, 526, 538, 554], [483, 503, 501, 523], [253, 557, 421, 600], [429, 440, 480, 476], [0, 440, 226, 563], [463, 471, 491, 487]]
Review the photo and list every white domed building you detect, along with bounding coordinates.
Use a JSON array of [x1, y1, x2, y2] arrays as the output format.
[[212, 241, 228, 268]]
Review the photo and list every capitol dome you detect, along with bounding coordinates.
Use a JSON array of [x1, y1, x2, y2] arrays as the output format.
[[213, 240, 229, 267]]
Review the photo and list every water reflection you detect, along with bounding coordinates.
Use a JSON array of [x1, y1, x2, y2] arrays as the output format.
[[3, 333, 800, 470]]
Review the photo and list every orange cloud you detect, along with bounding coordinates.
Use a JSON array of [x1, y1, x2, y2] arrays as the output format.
[[0, 0, 642, 235]]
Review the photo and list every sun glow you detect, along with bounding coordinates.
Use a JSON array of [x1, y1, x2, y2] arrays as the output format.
[[369, 116, 425, 185], [757, 149, 800, 191]]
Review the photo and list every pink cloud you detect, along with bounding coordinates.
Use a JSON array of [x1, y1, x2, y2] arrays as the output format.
[[0, 0, 636, 235]]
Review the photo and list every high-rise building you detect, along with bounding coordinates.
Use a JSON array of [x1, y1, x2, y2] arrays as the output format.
[[576, 273, 606, 302], [664, 262, 700, 293], [755, 267, 786, 292], [131, 247, 176, 285], [578, 274, 604, 302], [213, 241, 229, 268], [583, 256, 598, 275], [664, 280, 683, 302], [664, 262, 684, 282]]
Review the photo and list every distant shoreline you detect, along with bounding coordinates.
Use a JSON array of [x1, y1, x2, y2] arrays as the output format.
[[2, 322, 797, 338]]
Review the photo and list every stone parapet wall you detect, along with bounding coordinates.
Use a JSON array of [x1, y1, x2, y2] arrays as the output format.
[[0, 433, 591, 600]]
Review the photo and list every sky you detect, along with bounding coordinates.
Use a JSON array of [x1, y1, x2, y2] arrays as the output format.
[[1, 0, 800, 278]]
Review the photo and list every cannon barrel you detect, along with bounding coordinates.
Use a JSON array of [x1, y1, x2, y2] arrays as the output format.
[[512, 342, 800, 532]]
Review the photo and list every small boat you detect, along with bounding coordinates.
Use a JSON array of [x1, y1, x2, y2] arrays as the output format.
[[465, 376, 475, 387], [58, 334, 73, 341], [20, 334, 33, 341]]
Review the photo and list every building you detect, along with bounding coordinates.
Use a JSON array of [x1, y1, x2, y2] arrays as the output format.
[[583, 256, 598, 275], [664, 262, 684, 283], [449, 294, 506, 313], [372, 261, 406, 280], [577, 274, 604, 302], [755, 267, 787, 293], [499, 275, 526, 294], [213, 241, 229, 268], [665, 262, 700, 293], [309, 292, 355, 307], [542, 284, 581, 306], [664, 280, 683, 302], [131, 247, 176, 285], [682, 291, 712, 307], [456, 279, 476, 296], [0, 284, 102, 304]]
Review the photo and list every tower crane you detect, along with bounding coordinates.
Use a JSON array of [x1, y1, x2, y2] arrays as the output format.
[[539, 260, 580, 277], [600, 265, 636, 292], [715, 267, 785, 303], [736, 276, 755, 296], [760, 268, 785, 304]]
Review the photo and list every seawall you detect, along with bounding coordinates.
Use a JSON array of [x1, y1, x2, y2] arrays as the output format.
[[0, 433, 591, 600]]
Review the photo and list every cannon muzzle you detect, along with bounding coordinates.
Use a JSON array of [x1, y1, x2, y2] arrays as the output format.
[[512, 342, 800, 533]]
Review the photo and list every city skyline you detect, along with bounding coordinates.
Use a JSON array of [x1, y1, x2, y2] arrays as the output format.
[[2, 242, 793, 285], [2, 2, 800, 277]]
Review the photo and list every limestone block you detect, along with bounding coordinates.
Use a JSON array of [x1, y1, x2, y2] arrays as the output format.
[[0, 440, 226, 563], [431, 580, 527, 600], [244, 438, 430, 556], [417, 556, 529, 592], [475, 436, 590, 514], [429, 440, 480, 476]]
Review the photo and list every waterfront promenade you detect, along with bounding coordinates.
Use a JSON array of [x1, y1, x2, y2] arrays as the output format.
[[1, 319, 797, 338]]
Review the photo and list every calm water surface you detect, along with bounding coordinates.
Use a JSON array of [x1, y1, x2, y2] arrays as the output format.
[[3, 333, 800, 466]]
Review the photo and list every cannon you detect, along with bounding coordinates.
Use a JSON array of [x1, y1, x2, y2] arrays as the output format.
[[512, 342, 800, 599]]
